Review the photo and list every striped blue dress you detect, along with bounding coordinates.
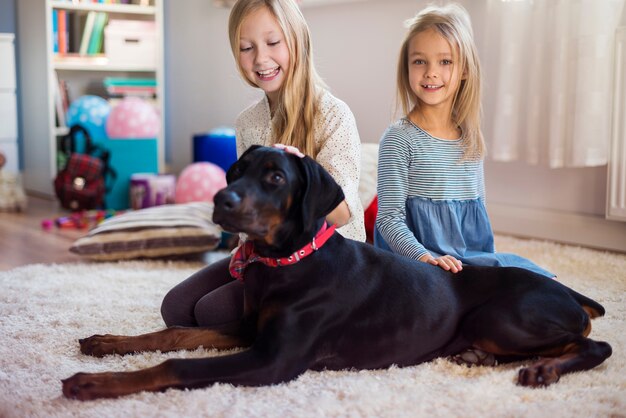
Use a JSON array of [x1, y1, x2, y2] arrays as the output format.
[[374, 118, 553, 278]]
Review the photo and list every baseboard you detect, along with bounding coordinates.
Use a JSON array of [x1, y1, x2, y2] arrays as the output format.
[[487, 203, 626, 253]]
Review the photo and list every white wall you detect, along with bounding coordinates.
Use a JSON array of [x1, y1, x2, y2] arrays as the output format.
[[164, 0, 626, 252], [164, 0, 418, 170]]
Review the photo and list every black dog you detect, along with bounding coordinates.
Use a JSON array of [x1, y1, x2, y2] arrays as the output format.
[[62, 145, 611, 400]]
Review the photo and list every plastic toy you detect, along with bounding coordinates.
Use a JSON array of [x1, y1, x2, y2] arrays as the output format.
[[41, 209, 124, 231], [66, 95, 111, 141], [174, 162, 226, 204], [106, 97, 160, 139]]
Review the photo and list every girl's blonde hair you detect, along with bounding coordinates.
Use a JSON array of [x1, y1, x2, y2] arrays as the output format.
[[228, 0, 326, 158], [397, 3, 485, 159]]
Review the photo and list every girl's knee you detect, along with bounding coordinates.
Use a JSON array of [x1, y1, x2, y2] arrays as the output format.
[[194, 281, 244, 326], [160, 258, 233, 327], [160, 286, 196, 327]]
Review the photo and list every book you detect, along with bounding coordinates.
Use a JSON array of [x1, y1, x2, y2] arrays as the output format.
[[87, 12, 108, 54], [103, 77, 157, 87], [79, 11, 96, 55], [106, 86, 156, 97], [52, 9, 58, 53], [53, 72, 67, 128], [58, 10, 68, 55], [67, 12, 82, 53]]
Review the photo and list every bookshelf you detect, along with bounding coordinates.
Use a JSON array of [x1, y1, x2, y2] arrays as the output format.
[[0, 34, 18, 174], [17, 0, 165, 197]]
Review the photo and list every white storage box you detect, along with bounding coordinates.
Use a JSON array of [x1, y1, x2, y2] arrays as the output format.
[[105, 20, 157, 67]]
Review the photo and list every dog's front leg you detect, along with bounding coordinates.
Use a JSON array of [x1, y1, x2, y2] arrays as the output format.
[[62, 359, 179, 401], [79, 323, 247, 357], [63, 347, 305, 401]]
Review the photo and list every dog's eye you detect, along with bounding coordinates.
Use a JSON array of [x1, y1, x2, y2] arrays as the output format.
[[266, 171, 285, 185]]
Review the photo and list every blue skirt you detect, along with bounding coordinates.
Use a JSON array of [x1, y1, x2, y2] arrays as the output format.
[[374, 197, 554, 278]]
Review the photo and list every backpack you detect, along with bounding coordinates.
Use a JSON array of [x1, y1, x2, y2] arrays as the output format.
[[54, 125, 114, 211]]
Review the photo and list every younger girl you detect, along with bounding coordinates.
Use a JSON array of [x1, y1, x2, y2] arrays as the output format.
[[161, 0, 365, 328], [374, 3, 553, 278]]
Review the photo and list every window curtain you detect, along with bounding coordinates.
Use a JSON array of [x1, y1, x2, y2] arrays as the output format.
[[477, 0, 626, 168]]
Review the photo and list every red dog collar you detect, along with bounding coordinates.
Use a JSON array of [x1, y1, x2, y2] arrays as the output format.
[[229, 222, 336, 281]]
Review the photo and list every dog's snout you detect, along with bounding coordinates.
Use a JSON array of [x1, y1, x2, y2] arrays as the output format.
[[214, 189, 242, 212]]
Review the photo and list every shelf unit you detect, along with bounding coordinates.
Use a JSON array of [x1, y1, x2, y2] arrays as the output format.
[[0, 34, 18, 174], [17, 0, 165, 197]]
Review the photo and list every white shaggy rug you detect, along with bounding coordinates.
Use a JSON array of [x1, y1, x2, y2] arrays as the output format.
[[0, 236, 624, 418]]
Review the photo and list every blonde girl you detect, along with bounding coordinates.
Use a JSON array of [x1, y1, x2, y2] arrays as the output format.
[[374, 3, 553, 278], [161, 0, 365, 328], [229, 0, 364, 239]]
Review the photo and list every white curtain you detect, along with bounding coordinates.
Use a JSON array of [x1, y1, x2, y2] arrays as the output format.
[[477, 0, 626, 168]]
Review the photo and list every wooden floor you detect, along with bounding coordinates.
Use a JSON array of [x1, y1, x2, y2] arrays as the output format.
[[0, 195, 86, 271]]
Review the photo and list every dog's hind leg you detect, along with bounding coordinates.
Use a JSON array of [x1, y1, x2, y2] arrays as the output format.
[[517, 336, 612, 387], [456, 293, 612, 386]]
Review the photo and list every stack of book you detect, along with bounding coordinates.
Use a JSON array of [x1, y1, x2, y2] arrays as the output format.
[[104, 77, 157, 98]]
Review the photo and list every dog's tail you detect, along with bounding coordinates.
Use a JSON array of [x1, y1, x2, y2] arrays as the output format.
[[568, 288, 606, 319]]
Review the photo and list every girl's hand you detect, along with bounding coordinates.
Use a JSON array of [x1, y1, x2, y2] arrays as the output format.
[[273, 143, 305, 158], [326, 200, 350, 228], [419, 253, 463, 273]]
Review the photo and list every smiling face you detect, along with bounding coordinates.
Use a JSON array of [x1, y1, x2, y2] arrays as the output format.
[[407, 27, 464, 112], [238, 7, 290, 107]]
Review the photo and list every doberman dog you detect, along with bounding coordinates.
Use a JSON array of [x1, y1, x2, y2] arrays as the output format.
[[62, 145, 612, 400]]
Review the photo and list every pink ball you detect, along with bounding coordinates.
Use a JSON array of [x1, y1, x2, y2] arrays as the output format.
[[105, 97, 160, 139], [175, 162, 227, 204]]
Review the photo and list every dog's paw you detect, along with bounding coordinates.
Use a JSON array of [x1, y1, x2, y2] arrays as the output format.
[[517, 361, 560, 387], [79, 334, 128, 357], [451, 349, 497, 367], [62, 372, 124, 401]]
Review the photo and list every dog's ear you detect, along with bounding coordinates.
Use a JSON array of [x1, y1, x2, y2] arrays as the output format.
[[226, 145, 262, 183], [296, 155, 345, 230]]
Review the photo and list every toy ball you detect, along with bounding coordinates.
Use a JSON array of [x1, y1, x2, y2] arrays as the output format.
[[106, 97, 160, 139], [175, 162, 227, 204], [66, 95, 111, 140]]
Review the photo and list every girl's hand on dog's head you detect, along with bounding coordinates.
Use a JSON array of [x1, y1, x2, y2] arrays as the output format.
[[273, 143, 305, 158]]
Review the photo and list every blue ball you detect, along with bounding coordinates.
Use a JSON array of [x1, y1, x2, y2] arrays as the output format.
[[66, 95, 111, 142]]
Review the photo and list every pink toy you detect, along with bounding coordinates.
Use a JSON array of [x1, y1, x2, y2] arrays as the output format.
[[130, 173, 176, 210], [105, 97, 160, 139], [174, 162, 227, 204]]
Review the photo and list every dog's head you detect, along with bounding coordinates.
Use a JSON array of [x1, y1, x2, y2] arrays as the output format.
[[212, 145, 344, 255]]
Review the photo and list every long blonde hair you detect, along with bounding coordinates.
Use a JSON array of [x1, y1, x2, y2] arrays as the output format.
[[397, 3, 485, 159], [228, 0, 325, 158]]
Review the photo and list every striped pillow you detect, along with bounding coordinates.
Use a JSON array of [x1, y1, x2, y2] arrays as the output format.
[[70, 202, 222, 260]]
